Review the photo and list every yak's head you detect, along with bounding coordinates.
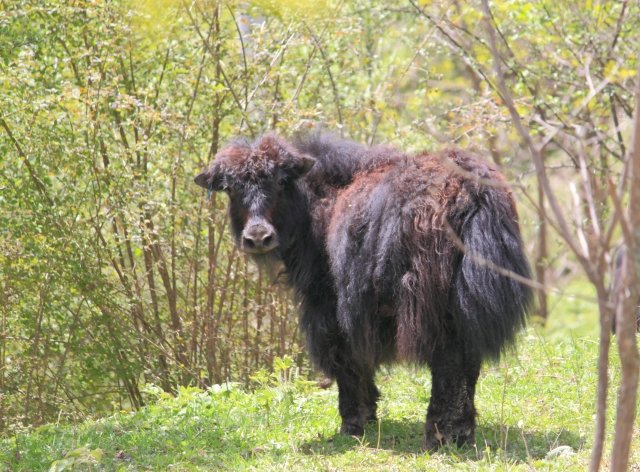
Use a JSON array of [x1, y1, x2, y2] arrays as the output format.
[[195, 133, 315, 257]]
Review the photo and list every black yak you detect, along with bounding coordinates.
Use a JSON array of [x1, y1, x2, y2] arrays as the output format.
[[195, 132, 532, 450]]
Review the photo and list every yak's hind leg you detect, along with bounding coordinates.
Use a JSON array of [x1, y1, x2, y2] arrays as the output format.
[[424, 337, 480, 451]]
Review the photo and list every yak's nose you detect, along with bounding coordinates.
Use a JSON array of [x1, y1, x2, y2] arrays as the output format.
[[241, 223, 278, 253]]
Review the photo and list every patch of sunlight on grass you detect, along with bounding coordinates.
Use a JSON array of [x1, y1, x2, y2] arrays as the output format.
[[545, 278, 599, 339]]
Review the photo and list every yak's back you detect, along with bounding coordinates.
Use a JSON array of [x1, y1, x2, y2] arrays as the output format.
[[324, 147, 529, 365]]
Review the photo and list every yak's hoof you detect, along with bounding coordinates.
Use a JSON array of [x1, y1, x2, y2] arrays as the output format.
[[423, 423, 475, 451], [340, 422, 364, 436], [363, 406, 377, 424]]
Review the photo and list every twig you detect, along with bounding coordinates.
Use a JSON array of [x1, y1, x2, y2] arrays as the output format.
[[479, 0, 592, 276], [184, 3, 256, 136], [305, 24, 344, 129], [0, 118, 54, 206]]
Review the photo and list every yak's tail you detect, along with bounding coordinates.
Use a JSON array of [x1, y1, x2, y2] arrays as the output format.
[[451, 196, 533, 361]]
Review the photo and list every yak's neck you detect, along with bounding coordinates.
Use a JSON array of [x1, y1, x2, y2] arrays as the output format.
[[280, 188, 333, 301], [282, 133, 395, 299]]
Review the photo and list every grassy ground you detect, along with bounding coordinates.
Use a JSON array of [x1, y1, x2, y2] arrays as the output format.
[[2, 282, 639, 471]]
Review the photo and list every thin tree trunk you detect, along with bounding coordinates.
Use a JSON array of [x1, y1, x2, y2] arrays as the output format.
[[610, 61, 640, 472], [590, 283, 613, 472], [205, 199, 218, 384], [242, 257, 250, 382], [536, 179, 548, 321], [141, 223, 172, 392], [0, 277, 6, 431], [610, 253, 639, 471], [203, 1, 223, 385]]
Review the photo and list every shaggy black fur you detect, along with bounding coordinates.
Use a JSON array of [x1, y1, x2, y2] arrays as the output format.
[[195, 132, 533, 450]]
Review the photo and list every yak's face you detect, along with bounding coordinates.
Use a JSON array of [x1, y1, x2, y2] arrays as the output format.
[[195, 134, 315, 256]]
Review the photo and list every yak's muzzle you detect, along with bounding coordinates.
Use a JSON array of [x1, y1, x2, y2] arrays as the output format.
[[241, 219, 279, 254]]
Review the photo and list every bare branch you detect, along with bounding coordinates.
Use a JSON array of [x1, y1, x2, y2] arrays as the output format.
[[0, 118, 54, 206], [479, 0, 592, 275], [305, 24, 344, 129], [184, 3, 256, 136]]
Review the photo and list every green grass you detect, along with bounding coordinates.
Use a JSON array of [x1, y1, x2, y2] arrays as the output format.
[[2, 282, 639, 471]]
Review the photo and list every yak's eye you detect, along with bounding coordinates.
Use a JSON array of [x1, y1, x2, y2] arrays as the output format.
[[223, 182, 238, 196], [277, 177, 287, 188]]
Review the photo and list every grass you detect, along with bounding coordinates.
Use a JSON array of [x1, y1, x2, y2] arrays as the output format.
[[2, 281, 639, 471]]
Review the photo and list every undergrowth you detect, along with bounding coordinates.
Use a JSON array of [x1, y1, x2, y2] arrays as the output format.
[[1, 282, 638, 471]]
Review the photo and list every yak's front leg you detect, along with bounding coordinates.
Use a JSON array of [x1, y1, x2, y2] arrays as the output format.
[[333, 361, 378, 436], [424, 338, 480, 451], [363, 378, 380, 424], [301, 297, 380, 436]]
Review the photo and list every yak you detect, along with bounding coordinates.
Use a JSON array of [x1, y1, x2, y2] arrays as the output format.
[[195, 132, 533, 450]]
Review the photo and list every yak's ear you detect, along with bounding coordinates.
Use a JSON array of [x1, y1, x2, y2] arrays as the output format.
[[194, 171, 209, 188], [258, 133, 315, 179], [286, 153, 316, 179], [194, 165, 224, 191]]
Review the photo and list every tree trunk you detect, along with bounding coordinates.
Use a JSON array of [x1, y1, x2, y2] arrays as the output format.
[[610, 60, 640, 472], [536, 178, 548, 321]]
